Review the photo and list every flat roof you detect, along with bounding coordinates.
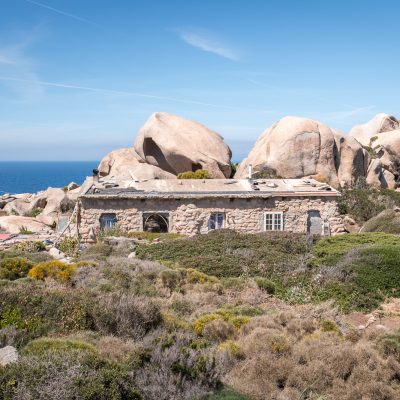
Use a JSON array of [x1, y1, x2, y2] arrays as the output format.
[[80, 178, 339, 199]]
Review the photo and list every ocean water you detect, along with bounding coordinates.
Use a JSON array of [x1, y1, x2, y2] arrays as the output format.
[[0, 162, 98, 195]]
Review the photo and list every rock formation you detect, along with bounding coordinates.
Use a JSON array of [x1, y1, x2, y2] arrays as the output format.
[[236, 114, 400, 189], [134, 112, 232, 178], [349, 113, 399, 146], [349, 114, 400, 189], [235, 116, 341, 186], [0, 216, 51, 234], [98, 147, 175, 181]]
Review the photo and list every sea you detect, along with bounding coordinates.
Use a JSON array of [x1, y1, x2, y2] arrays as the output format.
[[0, 162, 98, 195]]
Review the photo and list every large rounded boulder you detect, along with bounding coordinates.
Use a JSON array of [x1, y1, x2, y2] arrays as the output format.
[[235, 116, 340, 186], [134, 112, 232, 178], [349, 113, 399, 146], [98, 148, 175, 181]]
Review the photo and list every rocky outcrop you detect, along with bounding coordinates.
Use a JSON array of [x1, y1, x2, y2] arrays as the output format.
[[235, 116, 341, 186], [98, 147, 175, 181], [134, 112, 232, 178], [236, 114, 400, 189], [1, 186, 77, 228], [348, 114, 400, 188], [333, 132, 369, 187], [0, 216, 51, 234], [349, 113, 399, 147]]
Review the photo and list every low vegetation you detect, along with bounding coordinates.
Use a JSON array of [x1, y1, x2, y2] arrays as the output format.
[[0, 230, 399, 399]]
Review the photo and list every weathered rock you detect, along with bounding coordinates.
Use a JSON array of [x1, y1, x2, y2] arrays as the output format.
[[3, 194, 35, 215], [0, 216, 51, 234], [98, 147, 176, 181], [235, 116, 340, 187], [34, 188, 74, 227], [334, 131, 369, 187], [365, 159, 396, 188], [0, 346, 18, 366], [134, 112, 232, 178], [67, 182, 79, 191], [349, 113, 400, 146], [48, 247, 65, 260]]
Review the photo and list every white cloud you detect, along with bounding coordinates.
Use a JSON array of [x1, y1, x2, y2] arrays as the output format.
[[326, 105, 376, 121], [25, 0, 95, 25], [0, 37, 44, 101], [177, 29, 240, 61]]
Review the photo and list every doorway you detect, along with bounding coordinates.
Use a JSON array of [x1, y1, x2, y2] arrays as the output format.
[[307, 210, 322, 235]]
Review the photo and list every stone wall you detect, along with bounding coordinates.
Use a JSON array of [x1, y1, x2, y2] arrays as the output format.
[[78, 195, 342, 242]]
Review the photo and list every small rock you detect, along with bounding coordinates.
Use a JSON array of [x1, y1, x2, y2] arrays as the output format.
[[48, 247, 65, 260], [0, 346, 18, 366], [128, 252, 136, 259], [375, 324, 388, 331]]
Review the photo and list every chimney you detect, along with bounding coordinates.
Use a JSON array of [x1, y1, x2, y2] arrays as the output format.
[[92, 168, 99, 183], [248, 164, 253, 180]]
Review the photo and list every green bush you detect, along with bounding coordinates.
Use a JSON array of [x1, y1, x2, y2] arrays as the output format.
[[378, 332, 400, 361], [58, 235, 80, 257], [0, 342, 142, 400], [0, 258, 33, 280], [361, 209, 400, 234], [177, 169, 210, 179], [137, 230, 312, 278], [254, 277, 276, 294]]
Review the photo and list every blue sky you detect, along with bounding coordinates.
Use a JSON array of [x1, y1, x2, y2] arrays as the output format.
[[1, 0, 400, 161]]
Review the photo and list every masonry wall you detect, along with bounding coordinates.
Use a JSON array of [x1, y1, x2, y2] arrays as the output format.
[[78, 196, 342, 242]]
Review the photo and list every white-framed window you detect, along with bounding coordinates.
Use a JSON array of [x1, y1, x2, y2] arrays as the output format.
[[209, 212, 224, 230], [264, 211, 284, 231]]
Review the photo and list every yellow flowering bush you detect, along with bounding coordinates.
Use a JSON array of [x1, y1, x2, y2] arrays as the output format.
[[28, 260, 77, 282]]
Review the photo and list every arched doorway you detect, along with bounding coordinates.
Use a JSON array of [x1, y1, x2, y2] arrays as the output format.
[[143, 213, 169, 233]]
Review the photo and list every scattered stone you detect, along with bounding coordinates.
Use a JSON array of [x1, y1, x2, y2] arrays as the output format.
[[48, 247, 65, 260], [0, 346, 18, 366]]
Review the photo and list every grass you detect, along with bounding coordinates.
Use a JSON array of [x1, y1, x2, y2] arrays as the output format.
[[203, 388, 249, 399]]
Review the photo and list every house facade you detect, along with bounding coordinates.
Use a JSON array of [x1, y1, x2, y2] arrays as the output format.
[[77, 178, 343, 242]]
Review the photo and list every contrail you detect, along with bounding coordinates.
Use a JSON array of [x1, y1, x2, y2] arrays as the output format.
[[0, 76, 270, 112], [25, 0, 95, 25]]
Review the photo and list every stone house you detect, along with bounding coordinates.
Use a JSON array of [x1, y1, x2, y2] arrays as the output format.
[[77, 178, 343, 242]]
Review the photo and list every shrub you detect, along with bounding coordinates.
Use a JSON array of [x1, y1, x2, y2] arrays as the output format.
[[135, 331, 222, 400], [378, 331, 400, 361], [19, 225, 34, 234], [58, 235, 80, 257], [28, 260, 77, 283], [24, 207, 43, 217], [137, 230, 312, 278], [0, 257, 33, 280], [92, 293, 162, 339], [320, 320, 340, 334], [177, 169, 210, 179], [79, 242, 113, 260], [194, 314, 221, 335], [203, 319, 236, 342], [0, 342, 142, 400], [12, 241, 46, 252], [254, 277, 276, 294], [158, 269, 184, 290]]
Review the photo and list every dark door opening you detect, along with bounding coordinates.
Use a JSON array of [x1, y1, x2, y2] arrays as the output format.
[[307, 210, 322, 235], [143, 213, 169, 233]]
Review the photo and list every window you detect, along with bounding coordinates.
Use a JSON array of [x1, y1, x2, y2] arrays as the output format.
[[264, 212, 283, 231], [209, 212, 224, 230], [99, 213, 117, 230]]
